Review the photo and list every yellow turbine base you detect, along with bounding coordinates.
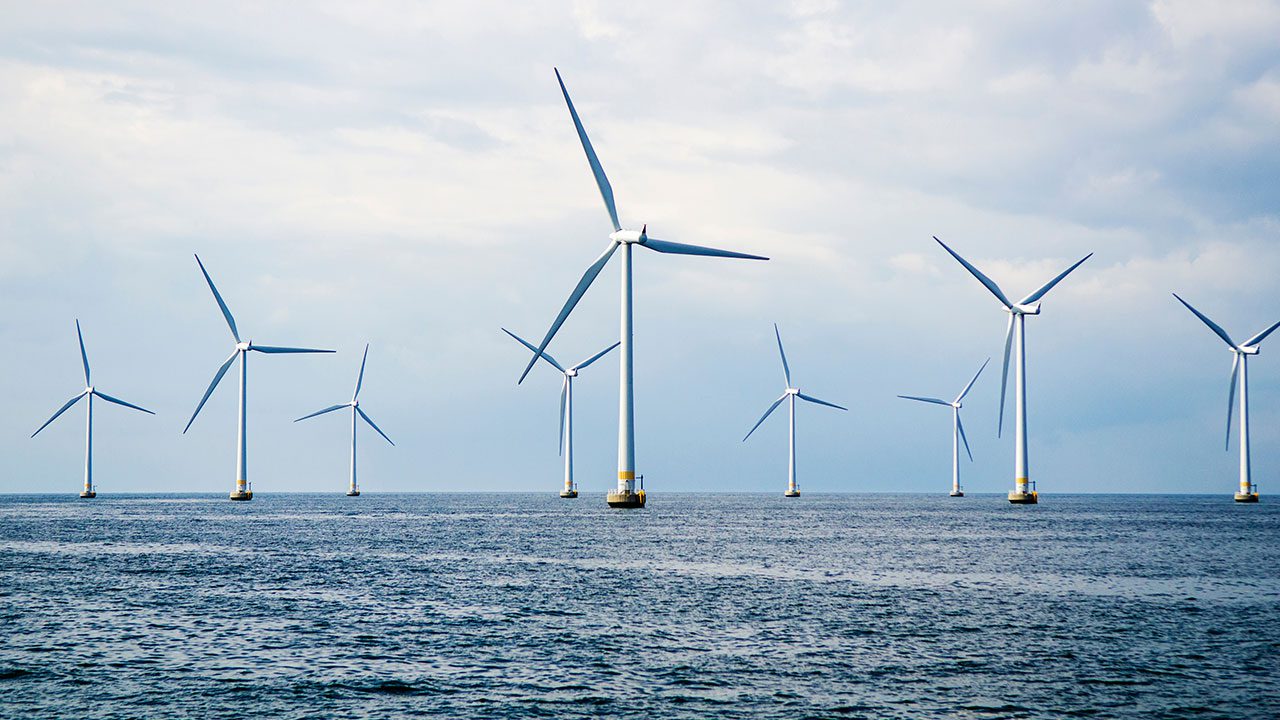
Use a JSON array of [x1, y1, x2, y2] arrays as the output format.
[[607, 489, 645, 508], [1234, 492, 1259, 503]]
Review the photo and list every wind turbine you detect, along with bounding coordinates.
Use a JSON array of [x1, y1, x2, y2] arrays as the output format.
[[184, 254, 334, 501], [898, 358, 989, 497], [294, 344, 394, 497], [505, 329, 619, 498], [742, 325, 846, 497], [517, 68, 768, 509], [1173, 293, 1280, 503], [32, 320, 154, 498], [934, 237, 1092, 504]]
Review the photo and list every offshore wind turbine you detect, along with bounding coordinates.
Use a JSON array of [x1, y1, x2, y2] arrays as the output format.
[[1173, 293, 1280, 503], [517, 68, 768, 509], [294, 344, 394, 497], [934, 237, 1092, 504], [183, 254, 334, 501], [898, 358, 989, 497], [504, 329, 619, 498], [31, 320, 154, 498], [742, 325, 846, 497]]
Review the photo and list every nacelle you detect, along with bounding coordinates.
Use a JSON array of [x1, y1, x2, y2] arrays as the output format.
[[1239, 345, 1260, 356], [1012, 303, 1042, 315], [609, 229, 644, 243]]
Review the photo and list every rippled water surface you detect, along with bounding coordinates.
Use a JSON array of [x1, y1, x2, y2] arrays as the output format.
[[1, 493, 1277, 719]]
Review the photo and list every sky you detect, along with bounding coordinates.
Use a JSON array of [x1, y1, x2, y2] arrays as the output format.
[[2, 1, 1279, 495]]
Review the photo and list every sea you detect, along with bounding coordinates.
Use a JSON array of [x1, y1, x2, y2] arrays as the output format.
[[1, 493, 1277, 719]]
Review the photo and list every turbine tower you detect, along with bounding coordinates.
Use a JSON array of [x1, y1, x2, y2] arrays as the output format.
[[517, 68, 768, 509], [32, 320, 155, 498], [742, 325, 846, 497], [505, 329, 619, 498], [184, 254, 334, 501], [294, 344, 394, 497], [934, 237, 1092, 504], [1173, 293, 1280, 503], [898, 358, 989, 497]]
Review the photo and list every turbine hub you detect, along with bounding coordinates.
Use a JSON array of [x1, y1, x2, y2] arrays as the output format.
[[786, 387, 799, 395], [86, 386, 94, 394], [237, 341, 251, 351], [609, 229, 644, 244], [566, 369, 578, 377], [953, 401, 962, 409], [351, 400, 359, 407]]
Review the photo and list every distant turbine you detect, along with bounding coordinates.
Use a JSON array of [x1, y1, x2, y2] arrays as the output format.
[[899, 358, 989, 497], [743, 325, 847, 497], [505, 329, 619, 498], [32, 320, 154, 498], [1173, 293, 1280, 503], [184, 254, 334, 501], [518, 68, 768, 509], [294, 344, 394, 497], [934, 237, 1092, 504]]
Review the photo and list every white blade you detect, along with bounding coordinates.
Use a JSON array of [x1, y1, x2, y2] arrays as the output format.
[[518, 241, 619, 384], [797, 392, 847, 411], [295, 404, 347, 423], [934, 236, 1013, 308], [743, 394, 787, 442], [31, 392, 86, 438], [1244, 319, 1280, 349], [559, 376, 567, 457], [1172, 293, 1237, 350], [955, 357, 990, 403], [1225, 353, 1239, 451], [250, 345, 334, 354], [899, 395, 950, 406], [571, 341, 620, 371], [957, 412, 973, 462], [194, 254, 240, 343], [76, 319, 90, 386], [503, 328, 565, 373], [998, 314, 1014, 438], [93, 390, 154, 415], [774, 324, 791, 387], [353, 344, 370, 401], [555, 68, 620, 232], [1018, 253, 1093, 305], [357, 406, 394, 446], [184, 351, 238, 434], [639, 236, 768, 261]]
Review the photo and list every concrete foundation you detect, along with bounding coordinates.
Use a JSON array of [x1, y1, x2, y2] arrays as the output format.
[[559, 490, 578, 498], [950, 490, 964, 497], [346, 490, 360, 497], [1008, 491, 1038, 504], [79, 491, 96, 499], [606, 489, 645, 508], [1234, 492, 1259, 503], [229, 490, 253, 501], [784, 490, 800, 498]]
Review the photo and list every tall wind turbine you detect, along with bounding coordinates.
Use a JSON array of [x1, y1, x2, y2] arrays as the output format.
[[898, 358, 989, 497], [1173, 293, 1280, 503], [294, 344, 394, 497], [743, 325, 846, 497], [32, 320, 154, 497], [184, 254, 334, 501], [517, 68, 768, 509], [504, 328, 619, 498], [934, 237, 1092, 504]]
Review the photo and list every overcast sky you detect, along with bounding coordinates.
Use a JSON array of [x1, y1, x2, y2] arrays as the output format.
[[3, 1, 1279, 495]]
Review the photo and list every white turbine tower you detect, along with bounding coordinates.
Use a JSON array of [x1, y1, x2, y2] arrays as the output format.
[[184, 254, 334, 501], [898, 358, 989, 497], [742, 325, 846, 497], [294, 344, 395, 497], [32, 320, 154, 498], [934, 237, 1092, 504], [1173, 293, 1280, 503], [505, 329, 619, 498], [517, 68, 768, 509]]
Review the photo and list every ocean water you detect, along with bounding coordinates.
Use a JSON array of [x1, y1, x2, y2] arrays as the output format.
[[0, 492, 1277, 719]]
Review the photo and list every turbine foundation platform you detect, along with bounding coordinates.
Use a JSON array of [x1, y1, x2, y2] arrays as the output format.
[[1234, 492, 1259, 503], [346, 490, 360, 497], [229, 490, 253, 501], [950, 490, 964, 497], [559, 489, 578, 498], [784, 490, 800, 498], [79, 491, 96, 499], [606, 489, 646, 508], [1008, 491, 1038, 504]]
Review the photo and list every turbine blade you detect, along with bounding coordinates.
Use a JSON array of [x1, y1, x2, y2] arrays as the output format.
[[934, 236, 1013, 308], [1172, 293, 1237, 349], [999, 314, 1014, 438], [572, 341, 620, 371], [503, 328, 565, 373], [294, 404, 347, 423], [76, 319, 90, 386], [92, 390, 154, 415], [1018, 253, 1093, 305], [1226, 353, 1239, 451], [250, 345, 335, 354], [640, 237, 768, 260], [956, 357, 991, 403], [353, 344, 370, 401], [898, 395, 951, 406], [555, 68, 621, 232], [743, 394, 787, 442], [774, 324, 791, 387], [797, 392, 847, 411], [1244, 320, 1280, 349], [957, 412, 973, 462], [559, 377, 567, 457], [31, 392, 86, 438], [194, 254, 240, 343], [357, 406, 394, 446], [184, 351, 238, 434], [518, 241, 619, 384]]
